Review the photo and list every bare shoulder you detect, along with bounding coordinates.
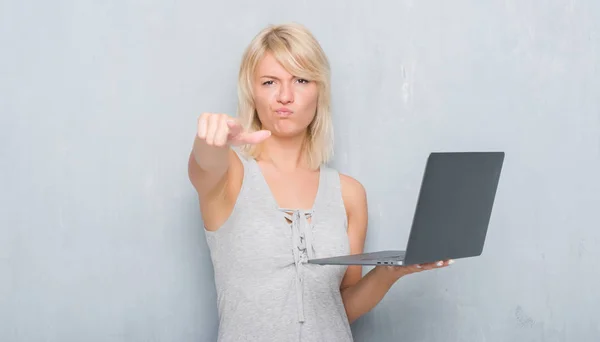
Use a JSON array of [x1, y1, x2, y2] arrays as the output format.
[[339, 173, 367, 217]]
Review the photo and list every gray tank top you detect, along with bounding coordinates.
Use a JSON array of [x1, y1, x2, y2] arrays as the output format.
[[204, 150, 354, 342]]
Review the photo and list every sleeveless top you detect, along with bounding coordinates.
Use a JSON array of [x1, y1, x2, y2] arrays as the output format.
[[204, 150, 354, 342]]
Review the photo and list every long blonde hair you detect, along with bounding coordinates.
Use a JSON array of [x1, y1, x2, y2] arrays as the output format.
[[236, 22, 333, 169]]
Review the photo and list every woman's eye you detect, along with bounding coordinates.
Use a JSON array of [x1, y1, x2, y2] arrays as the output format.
[[297, 79, 309, 84], [262, 80, 274, 85]]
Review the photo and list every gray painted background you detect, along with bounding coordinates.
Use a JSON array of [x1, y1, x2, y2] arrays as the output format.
[[1, 0, 599, 341]]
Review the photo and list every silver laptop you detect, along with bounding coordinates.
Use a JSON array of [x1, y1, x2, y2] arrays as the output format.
[[307, 151, 505, 266]]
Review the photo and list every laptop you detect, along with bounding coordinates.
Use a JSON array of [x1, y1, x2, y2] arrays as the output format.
[[307, 151, 505, 266]]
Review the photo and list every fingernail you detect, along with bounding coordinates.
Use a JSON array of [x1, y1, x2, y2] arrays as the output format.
[[449, 259, 455, 265], [436, 261, 443, 266]]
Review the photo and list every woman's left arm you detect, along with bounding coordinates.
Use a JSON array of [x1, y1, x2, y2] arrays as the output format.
[[339, 174, 451, 324]]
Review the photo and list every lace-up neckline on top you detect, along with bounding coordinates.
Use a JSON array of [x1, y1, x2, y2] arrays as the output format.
[[253, 159, 322, 322]]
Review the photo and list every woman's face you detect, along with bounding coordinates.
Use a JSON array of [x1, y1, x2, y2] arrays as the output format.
[[252, 52, 318, 138]]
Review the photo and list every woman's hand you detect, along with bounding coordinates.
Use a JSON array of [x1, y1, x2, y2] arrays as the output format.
[[375, 259, 454, 282], [197, 113, 271, 147]]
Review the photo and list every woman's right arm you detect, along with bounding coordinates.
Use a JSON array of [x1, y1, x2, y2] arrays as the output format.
[[188, 113, 270, 230]]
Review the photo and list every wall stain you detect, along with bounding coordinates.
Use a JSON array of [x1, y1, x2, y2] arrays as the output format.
[[515, 305, 536, 328]]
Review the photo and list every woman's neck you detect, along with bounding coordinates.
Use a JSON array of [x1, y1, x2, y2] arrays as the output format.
[[257, 133, 310, 172]]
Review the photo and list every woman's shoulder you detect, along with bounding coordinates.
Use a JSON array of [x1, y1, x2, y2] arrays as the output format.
[[322, 165, 367, 214], [320, 164, 365, 196], [339, 173, 366, 204], [338, 173, 364, 191], [338, 171, 368, 235], [231, 147, 253, 164]]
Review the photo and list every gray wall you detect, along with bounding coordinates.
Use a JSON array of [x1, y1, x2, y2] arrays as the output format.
[[1, 0, 599, 341]]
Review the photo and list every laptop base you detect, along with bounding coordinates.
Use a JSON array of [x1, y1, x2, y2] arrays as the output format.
[[307, 250, 406, 266]]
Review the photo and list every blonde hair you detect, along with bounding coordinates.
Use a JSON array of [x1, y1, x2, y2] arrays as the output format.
[[236, 22, 333, 169]]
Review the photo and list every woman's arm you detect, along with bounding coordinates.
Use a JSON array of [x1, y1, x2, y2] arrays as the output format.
[[338, 174, 451, 324], [188, 113, 270, 231]]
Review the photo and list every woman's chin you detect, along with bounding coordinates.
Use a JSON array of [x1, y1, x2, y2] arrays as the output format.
[[268, 122, 307, 138], [270, 127, 307, 139]]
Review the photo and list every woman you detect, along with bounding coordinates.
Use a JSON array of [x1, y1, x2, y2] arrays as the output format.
[[188, 22, 451, 342]]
